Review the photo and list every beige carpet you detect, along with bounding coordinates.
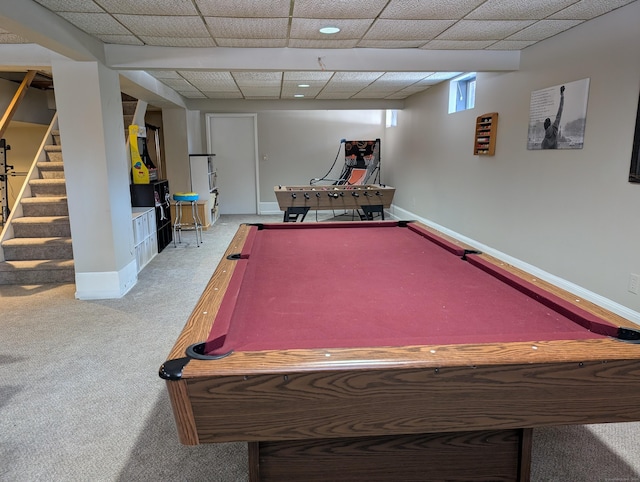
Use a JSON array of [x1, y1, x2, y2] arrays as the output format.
[[1, 214, 639, 481]]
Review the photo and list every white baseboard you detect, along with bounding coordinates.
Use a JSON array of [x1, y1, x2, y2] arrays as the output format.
[[259, 201, 281, 215], [389, 204, 640, 325], [74, 259, 138, 300]]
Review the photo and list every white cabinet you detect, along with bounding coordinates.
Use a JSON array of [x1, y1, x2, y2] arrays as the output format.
[[189, 154, 219, 227], [132, 207, 158, 272]]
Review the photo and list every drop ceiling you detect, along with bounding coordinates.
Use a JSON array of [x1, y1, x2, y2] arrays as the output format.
[[0, 0, 636, 101]]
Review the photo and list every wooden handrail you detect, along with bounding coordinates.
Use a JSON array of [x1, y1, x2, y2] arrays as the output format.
[[0, 70, 37, 139]]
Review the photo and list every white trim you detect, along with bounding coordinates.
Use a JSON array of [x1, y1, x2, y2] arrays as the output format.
[[74, 260, 138, 300], [389, 204, 640, 325]]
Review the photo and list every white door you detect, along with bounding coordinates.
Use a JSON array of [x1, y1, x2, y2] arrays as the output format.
[[206, 114, 258, 214]]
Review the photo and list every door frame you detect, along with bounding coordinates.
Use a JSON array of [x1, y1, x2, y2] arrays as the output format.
[[205, 113, 260, 214]]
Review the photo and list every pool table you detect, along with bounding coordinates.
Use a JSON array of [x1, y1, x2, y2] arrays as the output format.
[[160, 220, 640, 482]]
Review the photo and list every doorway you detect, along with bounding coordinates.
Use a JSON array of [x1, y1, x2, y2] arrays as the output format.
[[206, 114, 259, 214]]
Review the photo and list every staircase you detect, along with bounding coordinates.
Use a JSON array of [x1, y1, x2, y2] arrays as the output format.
[[0, 129, 74, 284]]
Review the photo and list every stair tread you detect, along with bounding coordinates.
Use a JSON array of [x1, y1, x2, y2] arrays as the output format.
[[37, 161, 64, 167], [11, 216, 69, 223], [21, 196, 67, 203], [30, 178, 66, 184], [44, 145, 62, 152], [0, 259, 74, 271], [2, 237, 72, 245]]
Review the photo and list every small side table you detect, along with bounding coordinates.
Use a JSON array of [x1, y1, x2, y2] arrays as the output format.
[[172, 192, 203, 247]]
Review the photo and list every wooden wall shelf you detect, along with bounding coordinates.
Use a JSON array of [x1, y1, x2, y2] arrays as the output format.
[[474, 113, 498, 156]]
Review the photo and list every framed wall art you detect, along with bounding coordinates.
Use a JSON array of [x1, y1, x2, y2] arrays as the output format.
[[527, 78, 590, 150]]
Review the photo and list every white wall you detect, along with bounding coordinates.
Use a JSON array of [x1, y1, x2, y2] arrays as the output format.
[[385, 1, 640, 312], [0, 78, 54, 125], [256, 109, 386, 203]]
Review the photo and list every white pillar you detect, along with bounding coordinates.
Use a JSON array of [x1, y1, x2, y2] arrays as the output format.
[[52, 59, 137, 299]]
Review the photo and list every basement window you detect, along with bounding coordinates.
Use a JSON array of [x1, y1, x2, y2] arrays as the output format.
[[386, 109, 398, 128], [448, 73, 476, 114]]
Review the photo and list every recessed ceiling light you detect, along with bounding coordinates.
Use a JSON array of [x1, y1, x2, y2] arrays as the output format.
[[294, 94, 304, 98], [319, 26, 340, 34], [298, 84, 310, 88]]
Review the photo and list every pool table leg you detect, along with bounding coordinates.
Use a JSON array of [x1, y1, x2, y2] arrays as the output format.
[[519, 428, 533, 482]]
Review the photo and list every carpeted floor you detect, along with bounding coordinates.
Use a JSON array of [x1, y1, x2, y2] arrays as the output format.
[[1, 214, 639, 482]]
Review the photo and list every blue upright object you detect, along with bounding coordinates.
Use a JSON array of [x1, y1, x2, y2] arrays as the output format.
[[172, 192, 203, 247]]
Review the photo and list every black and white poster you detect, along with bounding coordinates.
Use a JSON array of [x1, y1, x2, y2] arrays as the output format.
[[527, 78, 590, 150]]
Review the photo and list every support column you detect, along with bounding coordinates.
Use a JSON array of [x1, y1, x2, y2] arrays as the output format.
[[51, 59, 136, 299]]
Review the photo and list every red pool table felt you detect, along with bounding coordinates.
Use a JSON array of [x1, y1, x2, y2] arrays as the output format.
[[203, 221, 616, 356]]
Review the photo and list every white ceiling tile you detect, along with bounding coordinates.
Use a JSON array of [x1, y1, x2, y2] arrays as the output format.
[[139, 36, 216, 47], [57, 12, 130, 35], [381, 0, 485, 19], [394, 84, 433, 95], [357, 40, 426, 48], [160, 78, 197, 90], [385, 92, 414, 99], [283, 71, 334, 81], [320, 84, 362, 93], [94, 0, 198, 15], [181, 71, 234, 82], [233, 72, 282, 87], [148, 71, 183, 79], [465, 0, 577, 20], [194, 0, 291, 18], [186, 81, 238, 92], [216, 38, 287, 48], [178, 91, 206, 98], [320, 85, 371, 94], [290, 18, 373, 39], [487, 40, 537, 50], [421, 39, 496, 49], [506, 20, 583, 41], [352, 90, 394, 99], [203, 91, 244, 99], [361, 82, 406, 92], [423, 72, 462, 81], [316, 91, 353, 99], [549, 0, 637, 20], [96, 34, 143, 45], [437, 20, 536, 40], [407, 73, 461, 86], [293, 0, 388, 19], [332, 72, 385, 82], [281, 83, 324, 96], [288, 39, 359, 48], [34, 0, 104, 13], [115, 15, 210, 37], [205, 17, 289, 39], [364, 20, 456, 40], [242, 86, 281, 98], [377, 72, 433, 83], [180, 71, 238, 91]]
